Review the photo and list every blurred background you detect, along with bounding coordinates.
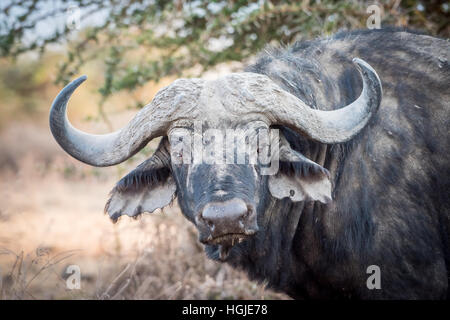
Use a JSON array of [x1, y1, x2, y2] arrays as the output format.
[[0, 0, 448, 299]]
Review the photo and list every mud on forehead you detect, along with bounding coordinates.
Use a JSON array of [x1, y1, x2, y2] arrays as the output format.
[[168, 119, 270, 132]]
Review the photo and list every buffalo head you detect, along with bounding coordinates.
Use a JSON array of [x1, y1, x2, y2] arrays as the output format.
[[49, 58, 381, 260]]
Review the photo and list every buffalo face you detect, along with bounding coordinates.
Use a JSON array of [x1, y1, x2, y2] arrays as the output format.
[[169, 123, 264, 260], [104, 122, 334, 260]]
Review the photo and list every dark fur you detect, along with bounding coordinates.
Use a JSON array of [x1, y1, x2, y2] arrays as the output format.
[[115, 167, 171, 193], [117, 29, 449, 299], [209, 29, 449, 299]]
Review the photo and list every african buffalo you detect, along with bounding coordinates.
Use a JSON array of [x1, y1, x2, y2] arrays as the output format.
[[49, 28, 449, 299]]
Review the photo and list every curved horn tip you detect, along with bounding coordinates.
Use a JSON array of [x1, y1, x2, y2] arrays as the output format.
[[63, 75, 88, 91], [352, 58, 380, 79], [52, 75, 88, 103], [50, 75, 88, 114], [71, 75, 88, 86], [352, 57, 371, 70], [352, 57, 382, 95]]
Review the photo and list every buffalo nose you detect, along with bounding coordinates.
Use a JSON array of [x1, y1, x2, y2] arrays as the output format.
[[199, 198, 256, 240]]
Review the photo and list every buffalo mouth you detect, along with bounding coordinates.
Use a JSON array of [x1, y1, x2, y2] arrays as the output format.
[[201, 231, 255, 261]]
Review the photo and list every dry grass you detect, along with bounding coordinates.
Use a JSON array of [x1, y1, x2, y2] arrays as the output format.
[[0, 121, 289, 300]]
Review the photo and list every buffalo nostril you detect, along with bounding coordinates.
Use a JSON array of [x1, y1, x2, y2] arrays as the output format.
[[201, 198, 250, 236]]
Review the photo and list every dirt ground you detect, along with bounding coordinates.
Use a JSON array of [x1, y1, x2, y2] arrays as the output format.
[[0, 120, 288, 300]]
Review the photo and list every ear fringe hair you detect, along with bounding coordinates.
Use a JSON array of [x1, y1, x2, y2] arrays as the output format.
[[278, 160, 330, 178], [105, 192, 177, 224], [114, 167, 171, 193]]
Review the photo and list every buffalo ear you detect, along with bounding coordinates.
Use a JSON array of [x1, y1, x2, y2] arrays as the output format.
[[105, 138, 176, 222], [268, 135, 332, 204]]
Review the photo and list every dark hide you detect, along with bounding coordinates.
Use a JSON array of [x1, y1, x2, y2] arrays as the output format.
[[108, 29, 449, 299], [228, 28, 450, 299]]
